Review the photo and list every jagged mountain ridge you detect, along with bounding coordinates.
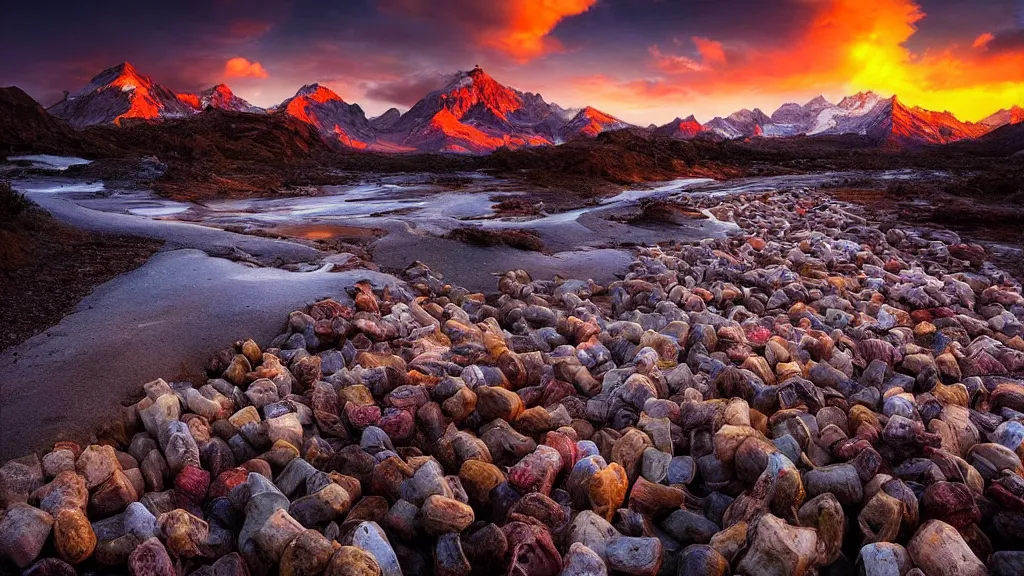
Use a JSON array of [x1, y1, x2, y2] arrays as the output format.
[[35, 61, 1024, 151], [881, 97, 989, 144], [276, 84, 378, 150], [980, 105, 1024, 130], [196, 85, 264, 114], [49, 63, 630, 153], [379, 67, 552, 153], [49, 62, 197, 128], [559, 107, 632, 141], [654, 115, 703, 140], [368, 108, 401, 131], [49, 63, 264, 128], [378, 67, 626, 153], [658, 91, 1005, 146]]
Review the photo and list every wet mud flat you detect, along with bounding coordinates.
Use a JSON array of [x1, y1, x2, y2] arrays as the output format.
[[0, 170, 718, 456], [0, 225, 162, 352]]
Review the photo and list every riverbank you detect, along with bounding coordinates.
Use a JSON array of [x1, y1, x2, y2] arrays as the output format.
[[2, 181, 1022, 575], [0, 251, 404, 458], [3, 167, 1022, 456], [0, 183, 162, 350]]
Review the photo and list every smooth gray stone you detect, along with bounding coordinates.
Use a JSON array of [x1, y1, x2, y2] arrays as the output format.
[[605, 536, 662, 576], [274, 458, 316, 498], [346, 521, 402, 576], [567, 511, 617, 561], [641, 448, 672, 484], [661, 510, 719, 545], [560, 542, 608, 576], [856, 543, 910, 576], [124, 502, 159, 542], [667, 456, 695, 485]]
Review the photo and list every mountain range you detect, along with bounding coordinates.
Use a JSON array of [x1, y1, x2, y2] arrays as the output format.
[[34, 62, 1024, 152]]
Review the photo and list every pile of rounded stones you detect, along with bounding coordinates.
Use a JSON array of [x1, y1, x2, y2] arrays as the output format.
[[1, 189, 1024, 576]]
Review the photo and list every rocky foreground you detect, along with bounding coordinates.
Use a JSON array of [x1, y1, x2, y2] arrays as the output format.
[[1, 188, 1024, 576]]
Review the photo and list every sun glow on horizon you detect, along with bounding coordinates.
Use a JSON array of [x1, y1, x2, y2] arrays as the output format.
[[837, 1, 1024, 121], [554, 0, 1024, 125]]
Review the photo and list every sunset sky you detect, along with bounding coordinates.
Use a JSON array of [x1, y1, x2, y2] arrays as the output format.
[[2, 0, 1023, 124]]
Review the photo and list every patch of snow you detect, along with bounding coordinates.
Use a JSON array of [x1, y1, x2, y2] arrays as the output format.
[[126, 205, 192, 217], [809, 108, 842, 135], [6, 155, 92, 171], [762, 124, 796, 137], [557, 107, 582, 121], [13, 181, 105, 194], [444, 73, 474, 91], [838, 93, 882, 116]]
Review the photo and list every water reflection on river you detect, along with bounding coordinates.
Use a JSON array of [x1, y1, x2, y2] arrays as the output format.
[[10, 166, 941, 290]]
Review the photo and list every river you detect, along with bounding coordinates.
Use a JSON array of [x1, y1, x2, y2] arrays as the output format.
[[0, 162, 936, 457]]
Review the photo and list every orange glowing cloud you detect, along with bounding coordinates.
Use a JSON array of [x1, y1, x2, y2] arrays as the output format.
[[692, 37, 726, 66], [649, 45, 707, 73], [573, 0, 1024, 122], [379, 0, 596, 62], [479, 0, 598, 61], [826, 0, 1024, 120], [650, 36, 727, 74], [224, 57, 269, 79], [973, 32, 995, 49]]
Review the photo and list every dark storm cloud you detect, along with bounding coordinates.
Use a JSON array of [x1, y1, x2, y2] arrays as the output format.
[[0, 0, 301, 102], [986, 28, 1024, 52], [904, 0, 1018, 51], [361, 74, 451, 107], [553, 0, 818, 52]]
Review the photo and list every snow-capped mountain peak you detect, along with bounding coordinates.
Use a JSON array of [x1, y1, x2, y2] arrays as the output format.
[[293, 84, 344, 103], [278, 83, 374, 149], [49, 61, 196, 127], [837, 91, 884, 114], [198, 84, 264, 114], [46, 62, 1012, 153], [85, 62, 146, 93], [550, 104, 582, 121], [47, 62, 270, 126], [44, 62, 631, 153], [433, 66, 525, 122], [703, 108, 772, 138], [655, 115, 703, 139], [384, 66, 627, 153], [205, 84, 233, 98], [980, 105, 1024, 129], [664, 89, 992, 145], [805, 95, 832, 110], [574, 106, 618, 122], [560, 106, 631, 140]]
